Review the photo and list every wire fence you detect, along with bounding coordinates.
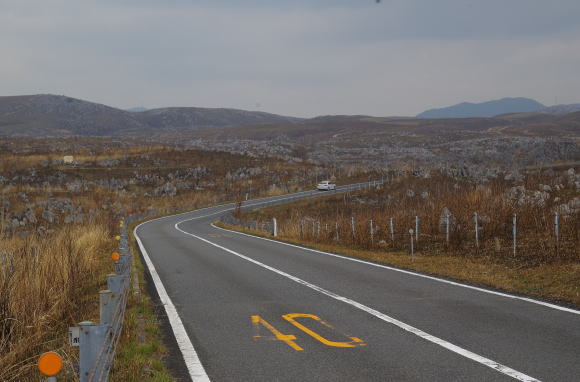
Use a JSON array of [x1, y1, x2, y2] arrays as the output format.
[[222, 210, 578, 264]]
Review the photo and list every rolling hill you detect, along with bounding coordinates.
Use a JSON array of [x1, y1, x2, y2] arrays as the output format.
[[417, 97, 545, 119], [0, 94, 301, 136]]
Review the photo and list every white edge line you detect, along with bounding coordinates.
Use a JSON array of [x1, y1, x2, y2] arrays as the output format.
[[210, 224, 580, 316], [127, 184, 362, 381], [174, 221, 540, 382], [134, 221, 211, 382]]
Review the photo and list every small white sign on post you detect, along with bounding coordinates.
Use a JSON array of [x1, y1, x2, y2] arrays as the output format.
[[69, 326, 80, 347]]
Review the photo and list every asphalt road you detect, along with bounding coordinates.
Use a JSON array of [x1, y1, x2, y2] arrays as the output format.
[[135, 185, 580, 382]]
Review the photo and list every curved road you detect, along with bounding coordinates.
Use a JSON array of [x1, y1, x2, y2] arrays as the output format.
[[134, 186, 580, 382]]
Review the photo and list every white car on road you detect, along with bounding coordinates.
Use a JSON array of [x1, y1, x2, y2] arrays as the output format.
[[317, 180, 336, 191]]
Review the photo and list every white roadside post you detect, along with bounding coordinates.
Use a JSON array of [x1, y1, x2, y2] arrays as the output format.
[[369, 219, 374, 245], [335, 222, 339, 241], [446, 214, 450, 245], [409, 229, 414, 259], [415, 216, 420, 243], [390, 217, 394, 244], [513, 213, 517, 257], [351, 216, 356, 239], [474, 212, 479, 248], [554, 213, 559, 248], [273, 218, 277, 237]]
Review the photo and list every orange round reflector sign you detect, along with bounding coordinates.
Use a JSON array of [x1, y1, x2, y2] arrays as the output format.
[[111, 252, 121, 261], [38, 351, 63, 376], [115, 235, 121, 241]]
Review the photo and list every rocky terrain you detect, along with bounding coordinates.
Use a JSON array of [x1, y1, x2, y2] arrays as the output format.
[[166, 113, 580, 177], [0, 138, 362, 236]]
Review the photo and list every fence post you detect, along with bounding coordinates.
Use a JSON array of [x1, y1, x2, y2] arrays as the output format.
[[390, 217, 394, 244], [474, 212, 479, 248], [409, 229, 414, 259], [446, 214, 450, 245], [415, 216, 419, 242], [554, 213, 559, 248], [513, 213, 517, 257], [273, 218, 277, 237], [78, 321, 108, 382]]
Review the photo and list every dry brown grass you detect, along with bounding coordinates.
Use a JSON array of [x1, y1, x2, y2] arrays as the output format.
[[232, 169, 578, 306], [245, 172, 578, 266], [0, 220, 114, 381]]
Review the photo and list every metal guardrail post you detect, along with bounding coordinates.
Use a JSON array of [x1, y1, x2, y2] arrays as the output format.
[[114, 261, 124, 275], [107, 274, 126, 295], [99, 290, 114, 326], [79, 321, 108, 382]]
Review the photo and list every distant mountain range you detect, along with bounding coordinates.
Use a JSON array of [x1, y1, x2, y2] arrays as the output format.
[[417, 97, 580, 118], [1, 94, 580, 137], [0, 94, 301, 136]]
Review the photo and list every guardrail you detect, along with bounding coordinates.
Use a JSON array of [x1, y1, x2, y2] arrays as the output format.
[[37, 180, 383, 381], [72, 220, 131, 382]]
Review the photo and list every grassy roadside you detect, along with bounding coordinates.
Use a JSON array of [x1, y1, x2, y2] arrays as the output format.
[[214, 222, 580, 308], [0, 223, 115, 382], [109, 217, 174, 382]]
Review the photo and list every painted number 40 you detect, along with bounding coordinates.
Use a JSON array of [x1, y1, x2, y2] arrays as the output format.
[[252, 313, 365, 351]]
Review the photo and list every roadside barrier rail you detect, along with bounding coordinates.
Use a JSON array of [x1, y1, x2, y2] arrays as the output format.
[[73, 221, 132, 382]]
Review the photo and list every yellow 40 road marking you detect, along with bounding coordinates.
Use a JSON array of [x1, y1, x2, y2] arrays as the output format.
[[252, 313, 365, 351], [252, 315, 303, 351], [283, 313, 364, 348]]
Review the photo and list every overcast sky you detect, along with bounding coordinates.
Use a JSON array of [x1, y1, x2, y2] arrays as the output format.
[[1, 0, 580, 117]]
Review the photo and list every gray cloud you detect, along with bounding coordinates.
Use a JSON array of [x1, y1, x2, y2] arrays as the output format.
[[1, 0, 579, 117]]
